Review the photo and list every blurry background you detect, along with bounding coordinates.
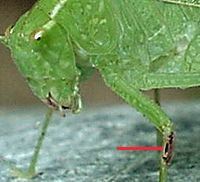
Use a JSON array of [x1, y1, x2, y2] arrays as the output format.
[[0, 0, 199, 109]]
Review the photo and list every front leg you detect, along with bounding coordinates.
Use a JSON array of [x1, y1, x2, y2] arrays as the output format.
[[11, 108, 53, 179], [99, 68, 174, 182]]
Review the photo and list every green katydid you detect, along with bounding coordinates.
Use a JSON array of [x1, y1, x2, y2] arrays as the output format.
[[0, 0, 200, 181]]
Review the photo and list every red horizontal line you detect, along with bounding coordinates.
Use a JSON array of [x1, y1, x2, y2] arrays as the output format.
[[116, 146, 163, 151]]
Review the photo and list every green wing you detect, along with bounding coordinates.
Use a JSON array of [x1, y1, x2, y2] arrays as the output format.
[[96, 0, 200, 90]]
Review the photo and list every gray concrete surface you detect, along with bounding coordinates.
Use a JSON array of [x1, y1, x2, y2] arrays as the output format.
[[0, 103, 199, 182]]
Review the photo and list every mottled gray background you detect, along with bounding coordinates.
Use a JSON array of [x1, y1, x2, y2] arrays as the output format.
[[0, 104, 200, 182], [0, 0, 200, 109]]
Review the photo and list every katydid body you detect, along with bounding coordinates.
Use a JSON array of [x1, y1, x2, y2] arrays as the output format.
[[0, 0, 200, 181]]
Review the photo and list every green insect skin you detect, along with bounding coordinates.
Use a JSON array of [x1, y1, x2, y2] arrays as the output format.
[[0, 0, 200, 181]]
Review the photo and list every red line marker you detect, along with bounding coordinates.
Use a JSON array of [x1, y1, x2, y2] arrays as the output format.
[[116, 146, 163, 151]]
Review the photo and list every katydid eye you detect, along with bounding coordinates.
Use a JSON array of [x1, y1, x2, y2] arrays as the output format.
[[30, 29, 44, 41], [34, 30, 43, 40]]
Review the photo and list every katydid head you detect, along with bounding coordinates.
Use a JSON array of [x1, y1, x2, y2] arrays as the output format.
[[0, 14, 82, 114]]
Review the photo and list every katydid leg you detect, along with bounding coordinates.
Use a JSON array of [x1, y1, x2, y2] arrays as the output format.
[[99, 70, 174, 182], [12, 108, 53, 179], [153, 89, 163, 146], [153, 89, 169, 182]]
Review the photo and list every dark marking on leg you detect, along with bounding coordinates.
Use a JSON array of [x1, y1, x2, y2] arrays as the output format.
[[162, 132, 175, 165]]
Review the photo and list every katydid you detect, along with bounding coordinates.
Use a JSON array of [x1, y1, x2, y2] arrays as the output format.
[[0, 0, 200, 181]]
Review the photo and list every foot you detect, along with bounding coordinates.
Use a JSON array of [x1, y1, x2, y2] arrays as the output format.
[[11, 167, 38, 179]]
